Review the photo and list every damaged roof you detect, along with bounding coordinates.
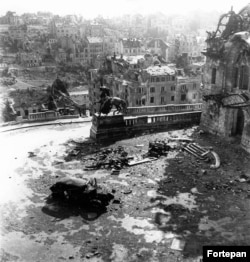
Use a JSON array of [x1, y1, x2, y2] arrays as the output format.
[[10, 88, 49, 108], [145, 65, 175, 76], [124, 55, 145, 65], [121, 38, 142, 48], [231, 31, 250, 46]]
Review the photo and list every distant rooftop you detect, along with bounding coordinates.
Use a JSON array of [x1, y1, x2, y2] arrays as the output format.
[[145, 65, 175, 76], [87, 37, 103, 43], [124, 55, 145, 64], [122, 38, 142, 48], [69, 90, 88, 95]]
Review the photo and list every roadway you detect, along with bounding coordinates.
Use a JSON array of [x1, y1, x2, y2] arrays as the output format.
[[0, 116, 92, 132]]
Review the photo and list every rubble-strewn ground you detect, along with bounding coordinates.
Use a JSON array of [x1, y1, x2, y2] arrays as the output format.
[[1, 122, 250, 262]]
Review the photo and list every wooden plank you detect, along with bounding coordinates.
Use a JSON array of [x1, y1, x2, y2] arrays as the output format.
[[128, 157, 158, 166]]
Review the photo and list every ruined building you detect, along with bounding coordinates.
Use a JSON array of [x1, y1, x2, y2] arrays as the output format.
[[201, 4, 250, 152]]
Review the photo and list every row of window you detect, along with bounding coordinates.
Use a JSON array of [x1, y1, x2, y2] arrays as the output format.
[[148, 93, 197, 104], [149, 96, 176, 104], [151, 95, 184, 103], [57, 29, 76, 33], [150, 86, 176, 93], [122, 84, 198, 94], [16, 109, 39, 116], [151, 76, 175, 82], [152, 84, 197, 93], [124, 48, 140, 54]]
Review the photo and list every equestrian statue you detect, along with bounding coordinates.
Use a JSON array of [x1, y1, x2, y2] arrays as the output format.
[[95, 86, 127, 116]]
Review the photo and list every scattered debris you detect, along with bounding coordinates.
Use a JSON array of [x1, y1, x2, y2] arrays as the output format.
[[198, 130, 206, 135], [83, 146, 131, 170], [111, 169, 120, 175], [170, 238, 186, 251], [144, 140, 171, 158], [191, 187, 202, 194], [122, 188, 132, 194], [28, 152, 36, 158], [69, 149, 80, 157], [210, 151, 220, 169], [184, 143, 220, 169], [168, 137, 193, 143], [128, 157, 157, 166], [200, 169, 207, 175], [236, 175, 249, 183], [183, 143, 210, 160]]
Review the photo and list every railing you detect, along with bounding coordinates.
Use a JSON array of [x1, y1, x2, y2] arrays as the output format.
[[126, 103, 202, 116], [124, 111, 201, 127], [28, 111, 59, 121]]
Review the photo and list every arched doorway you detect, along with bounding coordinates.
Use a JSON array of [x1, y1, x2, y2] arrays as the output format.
[[231, 108, 244, 136]]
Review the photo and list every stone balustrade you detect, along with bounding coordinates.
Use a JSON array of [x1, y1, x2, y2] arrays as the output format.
[[124, 111, 201, 127], [28, 111, 59, 121], [126, 103, 202, 116]]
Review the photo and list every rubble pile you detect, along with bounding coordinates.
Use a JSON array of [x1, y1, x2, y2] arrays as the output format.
[[84, 146, 131, 170], [144, 140, 171, 158], [0, 77, 16, 86]]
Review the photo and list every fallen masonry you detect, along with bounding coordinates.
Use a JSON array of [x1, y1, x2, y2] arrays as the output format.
[[183, 143, 221, 169], [144, 140, 171, 158]]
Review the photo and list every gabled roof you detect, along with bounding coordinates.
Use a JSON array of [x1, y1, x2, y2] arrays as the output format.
[[147, 38, 169, 48]]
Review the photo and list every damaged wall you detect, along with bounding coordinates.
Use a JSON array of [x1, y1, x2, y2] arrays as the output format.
[[241, 108, 250, 153], [200, 5, 250, 152]]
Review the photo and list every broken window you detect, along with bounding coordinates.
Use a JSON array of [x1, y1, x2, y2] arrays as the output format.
[[150, 97, 154, 103], [211, 68, 216, 84], [181, 85, 187, 92], [239, 66, 249, 90], [171, 86, 175, 91], [181, 94, 186, 101], [171, 95, 175, 101], [150, 87, 155, 93], [161, 97, 164, 104]]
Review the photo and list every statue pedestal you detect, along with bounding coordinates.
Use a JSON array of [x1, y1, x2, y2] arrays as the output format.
[[90, 113, 127, 141]]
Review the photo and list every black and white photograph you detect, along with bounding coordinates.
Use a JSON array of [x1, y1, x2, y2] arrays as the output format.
[[0, 0, 250, 261]]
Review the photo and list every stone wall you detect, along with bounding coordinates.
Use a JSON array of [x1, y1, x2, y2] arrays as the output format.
[[241, 108, 250, 153], [201, 100, 250, 153], [90, 111, 201, 141], [200, 101, 227, 136]]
